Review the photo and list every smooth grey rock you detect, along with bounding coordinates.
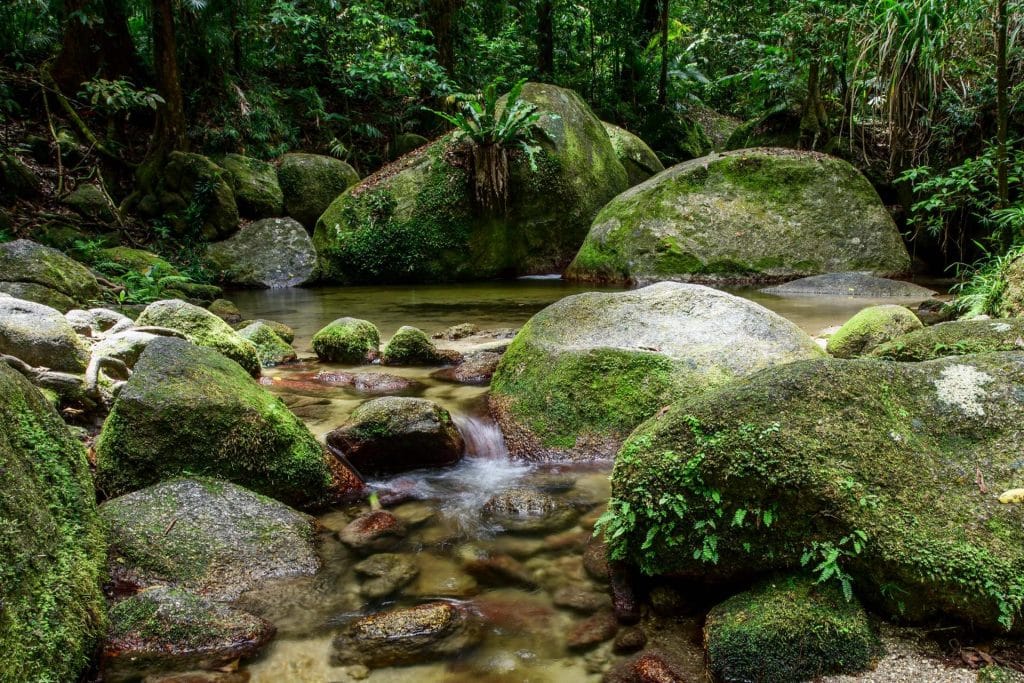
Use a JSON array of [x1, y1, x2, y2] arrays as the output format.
[[0, 297, 90, 371], [206, 217, 316, 288], [763, 272, 937, 298]]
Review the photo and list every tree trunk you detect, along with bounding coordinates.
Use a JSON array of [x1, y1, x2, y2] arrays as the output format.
[[537, 0, 555, 78], [425, 0, 462, 76], [52, 0, 138, 93], [619, 0, 662, 105], [152, 0, 187, 152], [996, 0, 1009, 211], [799, 60, 827, 149], [657, 0, 669, 105]]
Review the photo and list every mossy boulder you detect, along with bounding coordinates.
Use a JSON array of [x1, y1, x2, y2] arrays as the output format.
[[207, 298, 242, 325], [826, 305, 923, 358], [993, 253, 1024, 317], [94, 337, 336, 506], [725, 107, 804, 151], [215, 153, 284, 219], [0, 363, 106, 683], [0, 297, 91, 371], [205, 217, 316, 288], [381, 325, 446, 365], [237, 318, 295, 343], [392, 132, 429, 158], [313, 82, 629, 283], [277, 152, 360, 230], [96, 246, 178, 277], [100, 478, 320, 599], [0, 153, 41, 204], [637, 105, 713, 164], [312, 317, 380, 363], [870, 319, 1024, 361], [566, 148, 910, 285], [704, 576, 880, 682], [152, 152, 240, 240], [0, 281, 78, 312], [237, 321, 297, 367], [325, 396, 465, 475], [763, 272, 937, 299], [0, 239, 101, 307], [602, 122, 665, 186], [103, 585, 275, 681], [63, 183, 115, 223], [489, 282, 822, 460], [135, 299, 261, 376], [605, 352, 1024, 630]]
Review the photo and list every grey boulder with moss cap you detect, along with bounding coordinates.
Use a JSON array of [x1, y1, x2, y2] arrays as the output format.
[[0, 297, 92, 372], [313, 82, 629, 283], [606, 352, 1024, 631], [205, 217, 316, 288], [0, 238, 101, 311], [566, 148, 911, 284], [94, 337, 338, 507], [489, 281, 822, 460], [0, 363, 106, 683]]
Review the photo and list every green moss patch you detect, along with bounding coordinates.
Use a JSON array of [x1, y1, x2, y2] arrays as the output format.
[[312, 317, 380, 363], [827, 305, 923, 358], [870, 319, 1024, 361]]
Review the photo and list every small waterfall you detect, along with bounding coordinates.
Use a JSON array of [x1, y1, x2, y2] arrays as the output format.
[[455, 413, 508, 459]]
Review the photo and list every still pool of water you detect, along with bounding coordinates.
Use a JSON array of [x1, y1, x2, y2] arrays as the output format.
[[214, 279, 935, 683]]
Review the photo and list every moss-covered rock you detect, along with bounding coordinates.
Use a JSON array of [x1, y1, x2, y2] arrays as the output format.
[[489, 282, 822, 460], [763, 272, 937, 299], [135, 299, 261, 376], [95, 337, 336, 506], [0, 281, 78, 312], [63, 183, 115, 223], [237, 318, 295, 343], [326, 396, 464, 475], [637, 105, 713, 164], [381, 325, 446, 365], [566, 148, 910, 285], [205, 217, 316, 288], [870, 319, 1024, 361], [993, 253, 1024, 318], [0, 363, 106, 683], [312, 317, 380, 363], [605, 352, 1024, 631], [0, 153, 41, 204], [725, 107, 804, 151], [0, 239, 101, 306], [313, 82, 629, 283], [392, 132, 429, 158], [96, 246, 178, 277], [101, 477, 320, 599], [705, 576, 880, 682], [215, 153, 284, 219], [278, 153, 360, 230], [237, 321, 297, 367], [827, 305, 923, 358], [103, 585, 275, 681], [0, 296, 91, 371], [153, 152, 240, 240], [207, 298, 242, 325], [602, 122, 665, 186]]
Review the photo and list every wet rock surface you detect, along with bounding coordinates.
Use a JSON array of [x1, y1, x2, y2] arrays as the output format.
[[481, 487, 579, 533], [338, 510, 407, 553], [354, 553, 420, 599]]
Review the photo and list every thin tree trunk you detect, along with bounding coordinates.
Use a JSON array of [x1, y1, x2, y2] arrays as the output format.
[[996, 0, 1009, 211], [537, 0, 555, 78], [152, 0, 187, 152], [800, 60, 827, 149], [52, 0, 138, 93], [426, 0, 462, 76], [657, 0, 669, 105]]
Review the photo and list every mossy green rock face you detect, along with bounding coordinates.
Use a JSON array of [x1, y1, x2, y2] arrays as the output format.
[[827, 305, 923, 358], [101, 477, 320, 600], [0, 297, 91, 371], [216, 153, 285, 219], [103, 585, 275, 681], [993, 254, 1024, 318], [206, 217, 316, 288], [157, 152, 240, 240], [602, 122, 665, 186], [96, 246, 177, 276], [705, 576, 880, 683], [489, 282, 822, 460], [0, 281, 77, 312], [0, 364, 106, 683], [135, 299, 261, 376], [63, 183, 115, 222], [607, 352, 1024, 630], [870, 319, 1024, 361], [566, 149, 910, 285], [277, 153, 360, 230], [0, 239, 101, 306], [325, 396, 465, 475], [313, 82, 629, 283], [312, 317, 380, 363], [95, 337, 334, 506], [237, 321, 297, 367], [381, 325, 444, 366]]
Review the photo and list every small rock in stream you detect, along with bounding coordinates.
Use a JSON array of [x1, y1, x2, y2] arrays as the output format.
[[338, 511, 406, 553], [610, 561, 641, 624], [553, 585, 611, 614], [354, 553, 419, 599], [613, 626, 647, 654], [481, 487, 578, 534], [463, 553, 538, 589], [604, 650, 688, 683], [567, 611, 619, 652]]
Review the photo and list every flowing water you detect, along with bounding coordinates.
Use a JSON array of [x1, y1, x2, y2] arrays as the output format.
[[215, 279, 936, 683]]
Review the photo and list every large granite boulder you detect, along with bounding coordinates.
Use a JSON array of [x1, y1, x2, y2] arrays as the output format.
[[763, 272, 936, 298], [0, 297, 91, 371], [94, 337, 339, 507], [135, 299, 261, 376], [602, 122, 665, 186], [101, 478, 320, 600], [216, 153, 284, 219], [605, 353, 1024, 630], [205, 217, 316, 288], [277, 153, 360, 230], [0, 239, 101, 310], [489, 282, 822, 460], [0, 364, 106, 683], [326, 397, 465, 475], [313, 82, 629, 283], [566, 149, 911, 285]]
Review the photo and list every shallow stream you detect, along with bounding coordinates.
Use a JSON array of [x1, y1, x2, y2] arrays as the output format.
[[215, 279, 938, 682]]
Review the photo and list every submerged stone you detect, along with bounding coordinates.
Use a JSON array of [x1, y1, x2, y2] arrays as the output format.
[[489, 281, 822, 460], [482, 487, 578, 534], [566, 149, 910, 285], [354, 553, 420, 599]]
